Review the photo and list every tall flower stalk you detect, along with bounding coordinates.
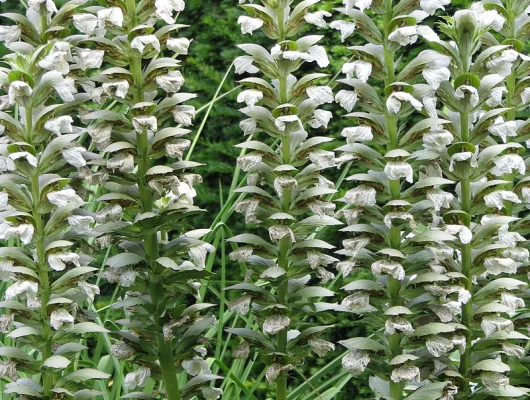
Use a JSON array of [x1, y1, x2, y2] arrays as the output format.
[[77, 1, 220, 399], [332, 0, 469, 399], [433, 3, 530, 397], [228, 1, 340, 398], [0, 1, 110, 398]]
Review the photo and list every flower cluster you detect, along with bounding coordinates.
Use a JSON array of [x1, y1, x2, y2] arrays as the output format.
[[335, 0, 530, 398], [228, 0, 340, 397]]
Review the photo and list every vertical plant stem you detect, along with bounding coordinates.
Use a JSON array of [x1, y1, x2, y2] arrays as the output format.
[[128, 6, 180, 398], [458, 107, 472, 397], [27, 106, 53, 397], [383, 1, 403, 398]]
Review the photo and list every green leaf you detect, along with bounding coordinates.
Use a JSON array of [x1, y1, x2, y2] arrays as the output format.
[[51, 267, 98, 291], [65, 322, 110, 334], [105, 253, 145, 268], [339, 337, 385, 352], [0, 346, 33, 361], [471, 359, 510, 373], [406, 382, 451, 400], [61, 368, 111, 383], [43, 355, 71, 369]]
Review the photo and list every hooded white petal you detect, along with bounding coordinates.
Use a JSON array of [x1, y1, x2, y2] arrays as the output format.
[[343, 60, 372, 82], [330, 20, 356, 42], [167, 37, 191, 55], [131, 35, 161, 54], [484, 190, 521, 210], [237, 89, 263, 108], [384, 161, 414, 183], [420, 0, 450, 14], [455, 85, 479, 107], [263, 314, 290, 335], [47, 189, 84, 208], [372, 260, 405, 280], [50, 308, 74, 330], [238, 16, 264, 35], [97, 7, 124, 28], [304, 11, 331, 28], [342, 350, 370, 377], [343, 185, 377, 206], [234, 56, 259, 74], [386, 92, 423, 114], [335, 90, 358, 112], [44, 116, 74, 136], [306, 86, 334, 105], [123, 367, 151, 389]]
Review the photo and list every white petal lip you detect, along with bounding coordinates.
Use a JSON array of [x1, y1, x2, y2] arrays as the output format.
[[167, 38, 191, 55], [306, 86, 334, 105], [236, 89, 263, 108], [330, 20, 356, 42], [387, 92, 423, 114], [335, 90, 358, 112], [238, 16, 264, 35], [343, 60, 372, 82], [304, 11, 331, 28]]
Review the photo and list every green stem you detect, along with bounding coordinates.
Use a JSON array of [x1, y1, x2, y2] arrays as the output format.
[[27, 107, 53, 398], [128, 6, 179, 398], [458, 107, 472, 397]]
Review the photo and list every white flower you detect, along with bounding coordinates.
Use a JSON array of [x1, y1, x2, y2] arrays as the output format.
[[172, 105, 195, 126], [500, 292, 525, 316], [266, 363, 292, 384], [48, 252, 81, 271], [107, 153, 135, 173], [426, 336, 454, 357], [39, 45, 71, 74], [238, 16, 264, 35], [384, 161, 414, 183], [420, 0, 450, 14], [0, 25, 21, 44], [484, 190, 521, 210], [182, 357, 211, 376], [0, 361, 17, 381], [308, 338, 335, 357], [342, 126, 373, 143], [5, 280, 38, 303], [275, 115, 303, 132], [44, 116, 73, 136], [487, 87, 507, 107], [423, 129, 453, 151], [73, 14, 98, 35], [391, 366, 420, 383], [502, 342, 525, 358], [131, 35, 161, 54], [76, 49, 104, 71], [386, 92, 423, 114], [342, 350, 370, 377], [448, 151, 478, 172], [9, 152, 38, 167], [0, 223, 35, 245], [389, 26, 419, 46], [427, 189, 454, 211], [78, 281, 100, 302], [156, 71, 185, 92], [422, 53, 451, 90], [422, 96, 438, 118], [167, 38, 191, 55], [111, 342, 136, 360], [8, 81, 32, 105], [444, 225, 472, 244], [521, 88, 530, 105], [481, 371, 509, 390], [237, 153, 262, 172], [47, 189, 84, 208], [188, 242, 214, 269], [155, 0, 185, 24], [502, 247, 529, 263], [124, 367, 151, 389], [306, 86, 334, 105], [492, 154, 525, 176], [88, 124, 112, 151], [29, 0, 57, 13], [481, 314, 513, 337], [309, 149, 336, 169], [309, 109, 332, 129], [237, 89, 263, 108], [103, 80, 129, 99], [308, 45, 329, 68], [201, 387, 223, 400], [343, 185, 376, 206], [455, 85, 479, 107], [372, 260, 405, 280], [486, 50, 519, 77], [62, 146, 86, 167], [488, 117, 517, 143], [484, 257, 520, 275], [330, 20, 356, 42], [343, 60, 372, 82], [235, 199, 260, 224], [470, 3, 505, 31], [335, 90, 358, 112], [384, 212, 416, 229], [304, 11, 331, 28], [269, 225, 295, 242], [97, 7, 124, 28], [385, 317, 414, 335], [234, 56, 259, 74], [228, 295, 252, 315], [50, 308, 74, 330], [133, 116, 158, 136], [263, 314, 290, 335], [345, 0, 373, 13]]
